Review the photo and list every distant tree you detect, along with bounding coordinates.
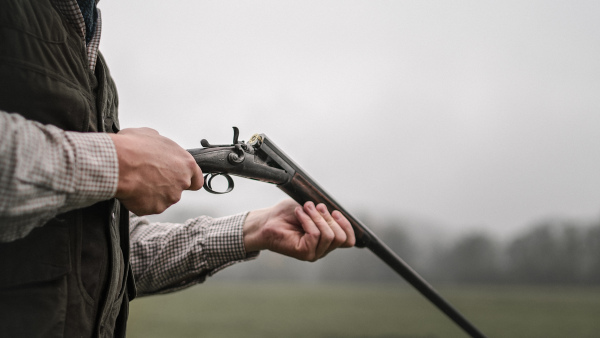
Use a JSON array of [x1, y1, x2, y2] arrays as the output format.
[[581, 222, 600, 283], [432, 233, 499, 284], [506, 220, 586, 284], [379, 224, 417, 266]]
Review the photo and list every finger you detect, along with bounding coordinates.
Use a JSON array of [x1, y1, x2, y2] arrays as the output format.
[[188, 169, 204, 191], [316, 204, 347, 254], [332, 210, 356, 247], [187, 155, 204, 191], [304, 202, 335, 259], [294, 205, 321, 260]]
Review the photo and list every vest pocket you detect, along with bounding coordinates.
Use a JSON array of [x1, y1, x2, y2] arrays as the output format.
[[0, 276, 69, 337], [0, 223, 71, 287], [0, 224, 71, 337]]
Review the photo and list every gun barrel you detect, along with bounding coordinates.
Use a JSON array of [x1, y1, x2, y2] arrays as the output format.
[[191, 130, 486, 338], [277, 171, 486, 337], [255, 134, 487, 338]]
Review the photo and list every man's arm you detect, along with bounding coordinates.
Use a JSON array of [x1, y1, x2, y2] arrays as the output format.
[[0, 110, 118, 242], [129, 199, 355, 296], [0, 111, 203, 242], [129, 211, 253, 296]]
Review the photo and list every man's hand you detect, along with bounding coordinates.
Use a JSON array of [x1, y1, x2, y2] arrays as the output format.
[[243, 199, 356, 261], [109, 128, 203, 215]]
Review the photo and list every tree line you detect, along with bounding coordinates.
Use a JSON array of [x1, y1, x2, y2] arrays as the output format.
[[216, 214, 600, 285], [314, 216, 600, 285], [429, 219, 600, 284]]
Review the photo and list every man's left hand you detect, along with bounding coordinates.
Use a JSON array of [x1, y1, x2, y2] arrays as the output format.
[[243, 199, 356, 261]]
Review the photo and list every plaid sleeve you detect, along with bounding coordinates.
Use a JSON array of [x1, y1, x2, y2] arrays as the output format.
[[64, 130, 118, 205], [0, 111, 118, 242], [129, 212, 259, 296]]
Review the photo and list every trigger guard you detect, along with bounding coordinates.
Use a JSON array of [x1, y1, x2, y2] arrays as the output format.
[[203, 173, 234, 194]]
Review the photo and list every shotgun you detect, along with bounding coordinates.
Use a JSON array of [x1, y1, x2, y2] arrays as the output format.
[[188, 127, 486, 338]]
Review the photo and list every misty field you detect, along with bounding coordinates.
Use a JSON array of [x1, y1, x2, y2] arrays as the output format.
[[127, 282, 600, 338]]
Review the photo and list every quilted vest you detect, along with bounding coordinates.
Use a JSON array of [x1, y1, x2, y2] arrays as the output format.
[[0, 0, 135, 336]]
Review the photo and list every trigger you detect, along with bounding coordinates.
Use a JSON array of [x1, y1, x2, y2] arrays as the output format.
[[203, 173, 235, 194]]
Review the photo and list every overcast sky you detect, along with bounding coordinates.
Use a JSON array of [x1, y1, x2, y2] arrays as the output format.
[[99, 1, 600, 238]]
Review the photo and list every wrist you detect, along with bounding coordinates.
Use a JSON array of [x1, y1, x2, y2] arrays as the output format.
[[108, 133, 134, 199], [243, 209, 269, 253]]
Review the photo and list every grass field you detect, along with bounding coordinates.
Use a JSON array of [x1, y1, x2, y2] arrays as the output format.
[[126, 282, 600, 338]]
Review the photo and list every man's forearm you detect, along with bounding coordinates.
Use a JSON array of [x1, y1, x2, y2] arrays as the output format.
[[128, 212, 257, 296], [0, 110, 119, 242]]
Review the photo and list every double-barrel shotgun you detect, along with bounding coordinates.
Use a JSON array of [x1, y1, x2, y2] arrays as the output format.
[[188, 127, 486, 338]]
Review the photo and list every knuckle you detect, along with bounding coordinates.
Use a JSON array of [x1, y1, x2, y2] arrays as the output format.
[[322, 231, 334, 243], [160, 191, 181, 208], [179, 176, 191, 189], [346, 236, 356, 247], [346, 236, 356, 246], [308, 231, 320, 241], [156, 199, 169, 212], [139, 127, 159, 136], [186, 156, 198, 169], [146, 204, 160, 215], [321, 227, 335, 240], [334, 234, 347, 246], [170, 191, 182, 204], [306, 254, 318, 262]]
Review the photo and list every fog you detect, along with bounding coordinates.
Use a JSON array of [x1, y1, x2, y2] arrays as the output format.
[[99, 0, 600, 239]]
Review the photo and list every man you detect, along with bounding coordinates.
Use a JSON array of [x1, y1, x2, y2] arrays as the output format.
[[0, 0, 355, 337]]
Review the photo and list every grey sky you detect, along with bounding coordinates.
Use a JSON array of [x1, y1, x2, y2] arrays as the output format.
[[99, 1, 600, 238]]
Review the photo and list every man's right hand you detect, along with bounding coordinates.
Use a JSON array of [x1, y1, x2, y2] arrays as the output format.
[[109, 128, 203, 215]]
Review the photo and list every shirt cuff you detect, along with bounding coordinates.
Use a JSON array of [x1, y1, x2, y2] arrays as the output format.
[[204, 211, 259, 275], [63, 132, 119, 207]]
